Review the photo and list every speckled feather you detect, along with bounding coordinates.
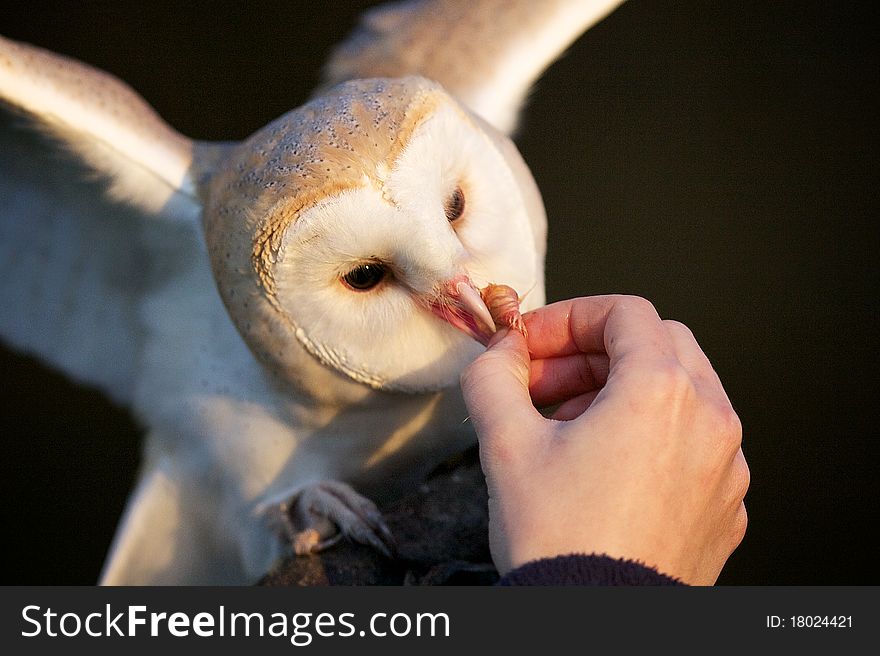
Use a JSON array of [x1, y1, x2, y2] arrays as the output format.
[[239, 78, 449, 297], [325, 0, 626, 133]]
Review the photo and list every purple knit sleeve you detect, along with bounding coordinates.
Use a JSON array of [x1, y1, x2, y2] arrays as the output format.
[[497, 553, 685, 586]]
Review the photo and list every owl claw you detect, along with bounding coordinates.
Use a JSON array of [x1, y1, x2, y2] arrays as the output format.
[[263, 480, 395, 559]]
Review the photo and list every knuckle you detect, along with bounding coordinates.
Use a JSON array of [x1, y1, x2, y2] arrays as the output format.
[[621, 360, 696, 419], [663, 319, 694, 340], [715, 405, 743, 452], [646, 360, 694, 399], [724, 406, 744, 437], [607, 294, 658, 319], [731, 503, 748, 548], [620, 294, 657, 315], [734, 454, 751, 499]]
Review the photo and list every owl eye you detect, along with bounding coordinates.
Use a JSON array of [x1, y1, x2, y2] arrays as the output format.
[[342, 263, 387, 291], [444, 185, 465, 223]]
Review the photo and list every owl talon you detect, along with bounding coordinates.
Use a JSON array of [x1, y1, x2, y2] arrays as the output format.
[[264, 480, 395, 559]]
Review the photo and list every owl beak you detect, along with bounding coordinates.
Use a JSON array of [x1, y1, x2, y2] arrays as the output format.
[[429, 277, 497, 346]]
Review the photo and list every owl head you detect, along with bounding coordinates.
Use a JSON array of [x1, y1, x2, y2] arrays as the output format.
[[201, 77, 546, 396]]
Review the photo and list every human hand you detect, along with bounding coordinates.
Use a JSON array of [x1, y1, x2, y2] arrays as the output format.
[[460, 296, 749, 584]]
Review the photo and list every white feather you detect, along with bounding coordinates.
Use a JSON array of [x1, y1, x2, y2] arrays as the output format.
[[0, 35, 198, 219], [463, 0, 626, 133], [325, 0, 627, 134], [0, 124, 156, 403]]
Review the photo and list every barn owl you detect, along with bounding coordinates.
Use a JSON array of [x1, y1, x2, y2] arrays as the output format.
[[0, 0, 625, 584]]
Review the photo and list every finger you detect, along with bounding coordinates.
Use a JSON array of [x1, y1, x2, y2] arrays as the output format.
[[558, 297, 679, 429], [663, 320, 728, 402], [602, 296, 677, 367], [549, 390, 600, 421], [522, 296, 621, 359], [524, 295, 677, 373], [460, 328, 544, 458], [528, 353, 610, 406]]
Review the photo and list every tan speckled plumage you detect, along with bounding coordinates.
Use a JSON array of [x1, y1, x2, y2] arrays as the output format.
[[327, 1, 527, 86], [242, 78, 449, 298], [325, 0, 626, 132]]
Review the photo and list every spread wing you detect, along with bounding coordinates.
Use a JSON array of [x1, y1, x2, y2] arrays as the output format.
[[323, 0, 626, 134], [0, 35, 204, 404]]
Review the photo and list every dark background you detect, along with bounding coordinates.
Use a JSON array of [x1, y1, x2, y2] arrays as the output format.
[[0, 1, 877, 585]]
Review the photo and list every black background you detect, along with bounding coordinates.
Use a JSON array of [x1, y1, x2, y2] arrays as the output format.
[[0, 1, 877, 585]]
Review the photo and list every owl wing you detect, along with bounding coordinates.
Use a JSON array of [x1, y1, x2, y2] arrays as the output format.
[[323, 0, 626, 134], [0, 35, 204, 405]]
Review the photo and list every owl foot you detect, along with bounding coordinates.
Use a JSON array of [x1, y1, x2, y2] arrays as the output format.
[[263, 481, 396, 559]]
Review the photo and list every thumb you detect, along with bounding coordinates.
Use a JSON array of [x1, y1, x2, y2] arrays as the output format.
[[460, 328, 543, 465]]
